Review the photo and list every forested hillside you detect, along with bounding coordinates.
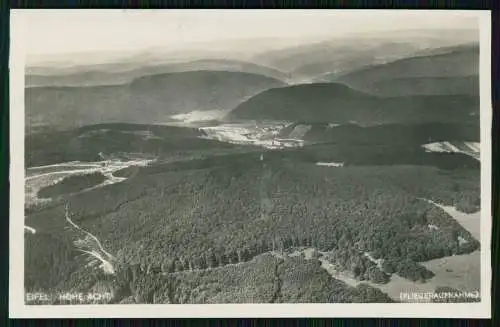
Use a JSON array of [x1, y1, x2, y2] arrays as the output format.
[[26, 71, 285, 129], [25, 123, 247, 167], [25, 153, 480, 302], [227, 83, 478, 124], [280, 122, 479, 144], [326, 44, 478, 96]]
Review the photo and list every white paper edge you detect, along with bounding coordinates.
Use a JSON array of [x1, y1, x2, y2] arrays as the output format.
[[9, 9, 492, 318]]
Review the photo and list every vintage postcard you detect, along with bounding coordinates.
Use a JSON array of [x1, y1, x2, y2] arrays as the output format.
[[9, 9, 492, 318]]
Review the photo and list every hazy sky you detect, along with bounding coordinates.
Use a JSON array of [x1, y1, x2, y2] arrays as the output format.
[[13, 9, 480, 62]]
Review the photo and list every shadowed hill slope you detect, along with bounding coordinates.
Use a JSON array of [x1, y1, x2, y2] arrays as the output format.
[[26, 71, 286, 130], [318, 44, 479, 96], [226, 83, 478, 124]]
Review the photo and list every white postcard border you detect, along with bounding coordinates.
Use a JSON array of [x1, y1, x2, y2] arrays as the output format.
[[9, 9, 493, 318]]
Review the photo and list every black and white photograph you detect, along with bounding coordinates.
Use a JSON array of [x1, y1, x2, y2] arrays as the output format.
[[9, 9, 492, 318]]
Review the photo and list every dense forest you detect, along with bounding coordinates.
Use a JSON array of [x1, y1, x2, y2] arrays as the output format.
[[26, 122, 480, 171], [280, 122, 479, 145], [25, 123, 246, 167], [25, 152, 480, 302], [37, 172, 106, 199], [122, 254, 391, 304]]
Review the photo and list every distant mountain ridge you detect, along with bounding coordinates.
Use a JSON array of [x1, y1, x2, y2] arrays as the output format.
[[27, 29, 478, 87], [334, 44, 478, 80], [252, 40, 422, 82], [251, 30, 478, 82], [321, 44, 479, 96], [26, 59, 289, 88], [27, 70, 286, 130], [347, 76, 479, 97], [26, 33, 480, 130]]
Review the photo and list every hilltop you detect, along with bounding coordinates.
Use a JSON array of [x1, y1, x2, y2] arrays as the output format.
[[26, 59, 289, 87], [226, 83, 478, 124]]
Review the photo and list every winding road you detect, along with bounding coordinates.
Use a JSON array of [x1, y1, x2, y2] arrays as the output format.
[[65, 204, 116, 275]]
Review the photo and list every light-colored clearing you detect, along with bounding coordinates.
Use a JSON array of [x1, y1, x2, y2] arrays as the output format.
[[25, 158, 155, 208], [24, 225, 36, 234], [199, 121, 303, 149], [65, 205, 116, 275], [422, 141, 480, 161], [316, 162, 344, 167], [287, 202, 481, 302]]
